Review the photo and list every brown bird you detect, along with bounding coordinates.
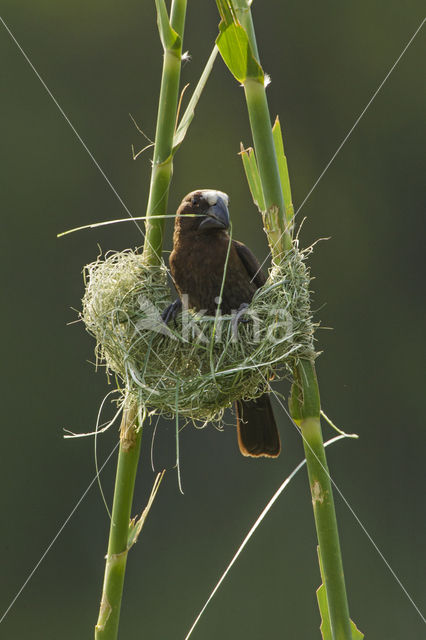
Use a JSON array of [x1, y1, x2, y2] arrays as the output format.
[[163, 189, 280, 458]]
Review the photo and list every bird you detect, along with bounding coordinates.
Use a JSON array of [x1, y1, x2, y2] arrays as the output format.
[[163, 188, 281, 458]]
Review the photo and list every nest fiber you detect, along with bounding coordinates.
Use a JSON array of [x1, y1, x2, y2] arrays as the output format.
[[82, 243, 316, 425]]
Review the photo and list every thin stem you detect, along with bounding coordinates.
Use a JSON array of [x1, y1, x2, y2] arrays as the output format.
[[301, 418, 351, 638], [296, 361, 352, 639], [234, 2, 352, 637], [94, 2, 187, 638], [95, 403, 142, 639], [234, 0, 291, 259], [244, 78, 291, 255], [143, 0, 187, 265], [243, 79, 292, 261]]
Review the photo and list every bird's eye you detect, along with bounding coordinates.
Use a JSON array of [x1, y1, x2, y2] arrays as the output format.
[[191, 196, 198, 207]]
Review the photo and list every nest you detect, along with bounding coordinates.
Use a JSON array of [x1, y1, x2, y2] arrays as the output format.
[[81, 242, 316, 425]]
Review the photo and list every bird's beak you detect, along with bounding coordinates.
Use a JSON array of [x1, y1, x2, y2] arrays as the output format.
[[199, 196, 230, 231]]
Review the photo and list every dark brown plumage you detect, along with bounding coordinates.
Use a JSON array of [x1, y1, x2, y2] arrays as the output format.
[[166, 189, 280, 458]]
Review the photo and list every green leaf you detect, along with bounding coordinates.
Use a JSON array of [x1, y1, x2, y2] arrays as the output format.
[[316, 548, 364, 639], [127, 471, 165, 550], [272, 116, 294, 225], [350, 621, 365, 639], [155, 0, 181, 52], [173, 46, 219, 152], [216, 0, 263, 84], [239, 143, 265, 211], [316, 582, 332, 639], [232, 0, 252, 11], [288, 379, 303, 424]]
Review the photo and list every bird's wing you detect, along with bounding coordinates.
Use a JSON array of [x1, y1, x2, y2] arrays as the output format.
[[232, 240, 267, 288]]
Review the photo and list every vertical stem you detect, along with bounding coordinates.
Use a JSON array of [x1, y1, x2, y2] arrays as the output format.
[[143, 0, 187, 265], [302, 418, 351, 639], [94, 2, 187, 638], [233, 2, 353, 637], [95, 403, 142, 640], [236, 0, 291, 257], [296, 360, 352, 639], [244, 78, 291, 254]]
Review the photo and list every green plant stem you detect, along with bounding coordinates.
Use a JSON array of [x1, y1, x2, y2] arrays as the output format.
[[244, 78, 292, 257], [244, 78, 291, 252], [295, 361, 352, 639], [234, 2, 352, 638], [143, 0, 187, 265], [235, 0, 292, 258], [95, 403, 142, 639], [95, 2, 187, 638], [302, 418, 351, 638]]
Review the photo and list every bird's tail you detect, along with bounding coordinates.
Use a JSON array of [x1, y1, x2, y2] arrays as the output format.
[[235, 395, 281, 458]]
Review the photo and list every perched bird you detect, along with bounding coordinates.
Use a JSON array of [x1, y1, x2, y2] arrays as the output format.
[[164, 189, 280, 458]]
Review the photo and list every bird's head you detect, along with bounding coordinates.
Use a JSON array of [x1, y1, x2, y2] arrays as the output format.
[[175, 189, 230, 234]]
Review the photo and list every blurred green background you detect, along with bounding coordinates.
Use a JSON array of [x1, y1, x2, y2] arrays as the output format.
[[1, 2, 425, 638]]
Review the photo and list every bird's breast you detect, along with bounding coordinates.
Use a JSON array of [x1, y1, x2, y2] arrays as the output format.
[[169, 232, 257, 315]]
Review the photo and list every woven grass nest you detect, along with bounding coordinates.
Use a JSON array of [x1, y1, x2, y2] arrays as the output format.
[[81, 241, 316, 426]]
